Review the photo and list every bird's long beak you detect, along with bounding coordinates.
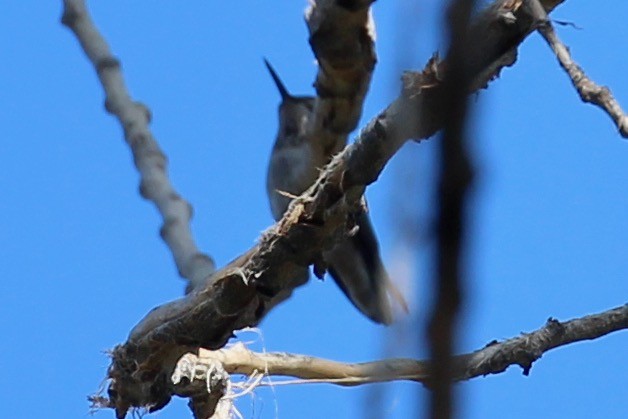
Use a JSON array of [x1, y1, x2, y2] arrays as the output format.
[[263, 58, 292, 101]]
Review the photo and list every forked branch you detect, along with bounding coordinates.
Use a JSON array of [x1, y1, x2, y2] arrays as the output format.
[[528, 0, 628, 137]]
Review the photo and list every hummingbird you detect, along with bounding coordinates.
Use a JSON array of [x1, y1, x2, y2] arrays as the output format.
[[264, 59, 405, 324]]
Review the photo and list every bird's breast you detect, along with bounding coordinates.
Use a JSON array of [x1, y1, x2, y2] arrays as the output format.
[[267, 143, 322, 220]]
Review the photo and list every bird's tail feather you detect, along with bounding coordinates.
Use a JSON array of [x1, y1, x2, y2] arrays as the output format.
[[325, 212, 407, 324]]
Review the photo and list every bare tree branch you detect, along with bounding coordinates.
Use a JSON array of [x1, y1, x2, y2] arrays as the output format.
[[109, 0, 571, 415], [60, 0, 215, 292], [427, 0, 476, 418], [527, 0, 628, 138], [305, 0, 377, 153], [166, 304, 627, 416], [62, 0, 592, 416]]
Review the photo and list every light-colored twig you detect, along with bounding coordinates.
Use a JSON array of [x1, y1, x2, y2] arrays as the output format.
[[172, 304, 627, 389], [528, 0, 628, 138], [60, 0, 215, 292]]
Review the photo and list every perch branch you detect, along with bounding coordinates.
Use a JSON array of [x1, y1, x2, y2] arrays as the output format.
[[171, 304, 627, 388], [60, 0, 215, 292], [528, 0, 628, 138]]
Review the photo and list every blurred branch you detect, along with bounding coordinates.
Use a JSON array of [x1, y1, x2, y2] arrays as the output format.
[[166, 304, 628, 418], [528, 0, 628, 138], [427, 0, 476, 418], [60, 0, 215, 292]]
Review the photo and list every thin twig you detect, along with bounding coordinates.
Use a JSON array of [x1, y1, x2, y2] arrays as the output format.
[[60, 0, 215, 292], [528, 0, 628, 138]]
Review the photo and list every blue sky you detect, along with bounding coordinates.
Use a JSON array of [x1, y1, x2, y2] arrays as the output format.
[[0, 1, 626, 418]]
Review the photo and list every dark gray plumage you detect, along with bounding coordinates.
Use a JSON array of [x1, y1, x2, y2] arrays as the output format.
[[264, 60, 402, 324]]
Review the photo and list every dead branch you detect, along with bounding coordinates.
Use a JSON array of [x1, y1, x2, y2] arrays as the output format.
[[305, 0, 376, 153], [170, 305, 627, 398], [61, 0, 583, 416], [528, 0, 628, 138], [60, 0, 215, 292]]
